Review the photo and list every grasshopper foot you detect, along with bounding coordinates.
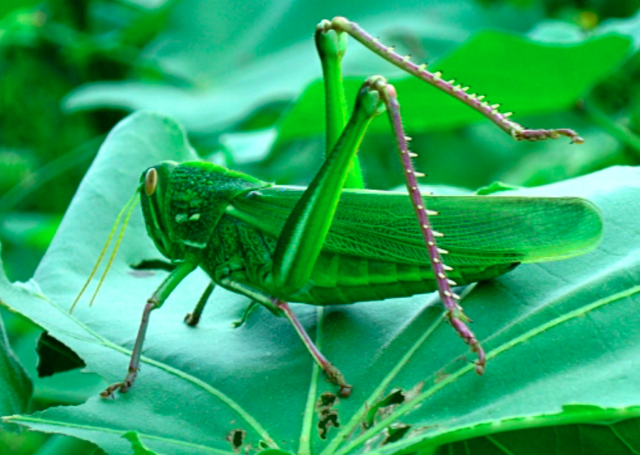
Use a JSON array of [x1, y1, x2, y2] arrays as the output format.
[[276, 301, 353, 397], [514, 127, 584, 144], [100, 382, 124, 398], [325, 363, 352, 397], [448, 314, 486, 375], [100, 370, 138, 398], [184, 312, 200, 326]]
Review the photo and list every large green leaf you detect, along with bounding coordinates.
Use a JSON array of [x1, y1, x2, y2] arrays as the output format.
[[2, 112, 640, 454]]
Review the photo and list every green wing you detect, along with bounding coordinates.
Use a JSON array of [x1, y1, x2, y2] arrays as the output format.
[[229, 187, 603, 267]]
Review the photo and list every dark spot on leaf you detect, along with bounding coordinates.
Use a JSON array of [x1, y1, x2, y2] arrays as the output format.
[[226, 429, 246, 453], [316, 392, 340, 439]]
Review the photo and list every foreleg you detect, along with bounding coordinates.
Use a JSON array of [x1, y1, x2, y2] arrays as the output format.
[[101, 258, 198, 397]]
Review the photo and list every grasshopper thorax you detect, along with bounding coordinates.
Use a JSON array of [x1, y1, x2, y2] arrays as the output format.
[[140, 161, 270, 261]]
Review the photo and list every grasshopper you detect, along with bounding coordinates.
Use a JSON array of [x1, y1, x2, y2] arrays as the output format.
[[77, 18, 603, 398]]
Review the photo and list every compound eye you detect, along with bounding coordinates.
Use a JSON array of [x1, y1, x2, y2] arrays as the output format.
[[144, 168, 158, 196]]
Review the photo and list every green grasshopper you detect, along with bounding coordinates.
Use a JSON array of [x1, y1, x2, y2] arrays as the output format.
[[77, 18, 603, 398]]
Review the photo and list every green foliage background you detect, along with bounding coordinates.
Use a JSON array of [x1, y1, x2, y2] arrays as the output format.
[[2, 0, 640, 454]]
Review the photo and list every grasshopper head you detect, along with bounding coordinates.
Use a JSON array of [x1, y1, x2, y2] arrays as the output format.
[[141, 160, 270, 259], [140, 161, 184, 261]]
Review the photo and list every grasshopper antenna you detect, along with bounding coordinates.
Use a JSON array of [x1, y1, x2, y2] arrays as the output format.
[[70, 189, 140, 313], [88, 193, 139, 307]]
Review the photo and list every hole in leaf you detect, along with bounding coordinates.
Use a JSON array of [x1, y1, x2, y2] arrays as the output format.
[[362, 388, 405, 429], [363, 382, 424, 430], [225, 429, 246, 453], [382, 423, 411, 445], [316, 392, 340, 439]]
